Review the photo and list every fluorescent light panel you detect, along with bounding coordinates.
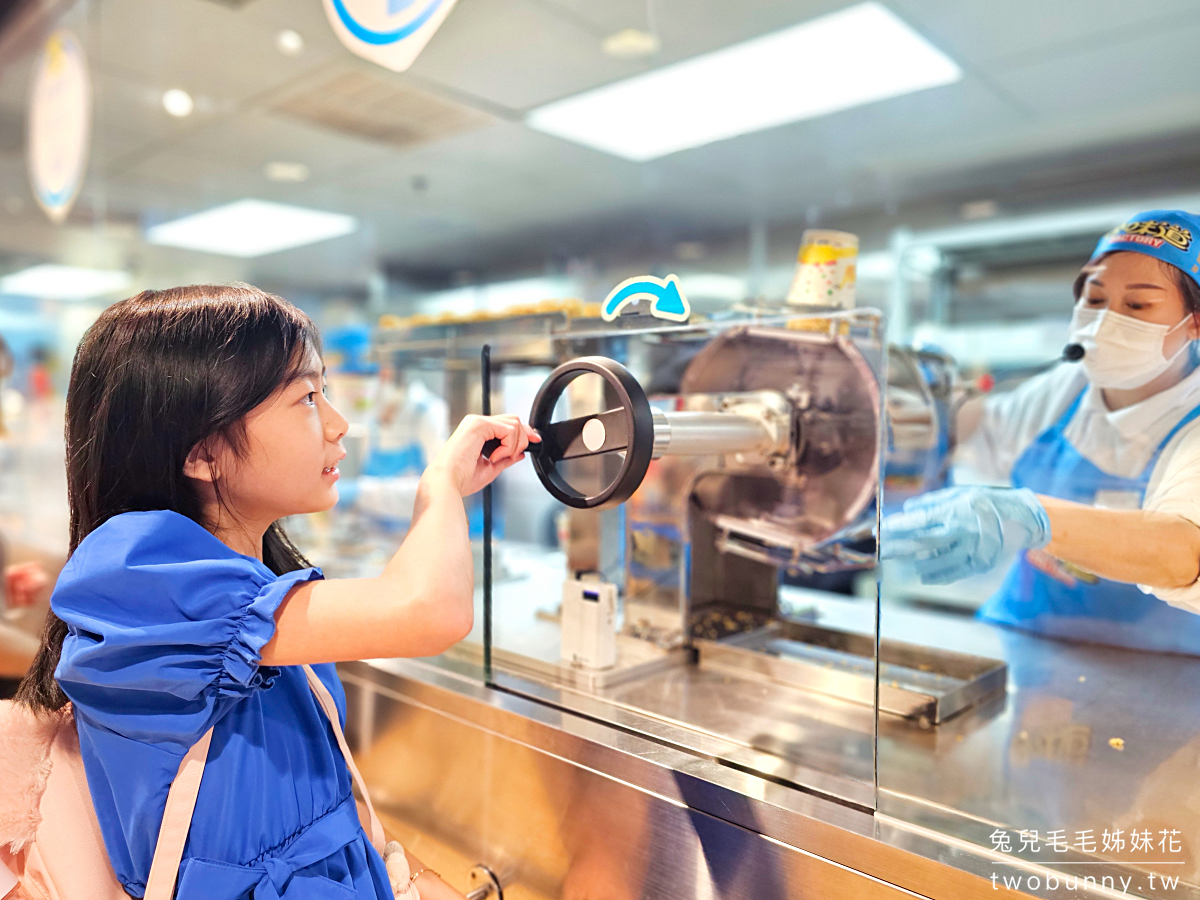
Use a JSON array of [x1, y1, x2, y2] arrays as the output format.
[[0, 265, 131, 300], [146, 199, 357, 258], [527, 2, 961, 161]]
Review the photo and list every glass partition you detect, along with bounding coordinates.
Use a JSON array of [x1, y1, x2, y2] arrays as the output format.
[[877, 238, 1200, 895], [372, 304, 886, 806], [286, 337, 497, 682]]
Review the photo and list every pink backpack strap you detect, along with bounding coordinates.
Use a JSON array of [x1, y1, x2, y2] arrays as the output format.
[[0, 858, 17, 896], [140, 665, 382, 900], [142, 727, 213, 900]]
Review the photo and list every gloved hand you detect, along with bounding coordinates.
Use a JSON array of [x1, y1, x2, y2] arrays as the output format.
[[879, 486, 1051, 585]]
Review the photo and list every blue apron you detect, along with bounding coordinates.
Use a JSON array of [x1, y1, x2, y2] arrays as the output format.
[[977, 388, 1200, 655]]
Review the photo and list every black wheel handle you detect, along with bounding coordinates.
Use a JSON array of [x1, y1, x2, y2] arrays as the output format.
[[530, 357, 655, 509], [481, 357, 654, 510]]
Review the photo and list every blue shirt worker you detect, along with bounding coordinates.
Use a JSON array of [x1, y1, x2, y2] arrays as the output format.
[[881, 210, 1200, 655]]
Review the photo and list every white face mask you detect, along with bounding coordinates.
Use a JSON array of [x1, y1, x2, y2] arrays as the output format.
[[1069, 306, 1193, 389]]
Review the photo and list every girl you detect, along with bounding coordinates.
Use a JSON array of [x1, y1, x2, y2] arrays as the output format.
[[882, 209, 1200, 654], [14, 284, 537, 899]]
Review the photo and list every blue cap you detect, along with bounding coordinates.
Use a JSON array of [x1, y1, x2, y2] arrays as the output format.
[[1089, 209, 1200, 290]]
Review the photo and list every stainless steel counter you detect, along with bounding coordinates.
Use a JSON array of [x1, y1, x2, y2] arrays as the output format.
[[871, 593, 1200, 895], [501, 570, 1200, 897], [339, 657, 1023, 899], [320, 534, 1200, 897]]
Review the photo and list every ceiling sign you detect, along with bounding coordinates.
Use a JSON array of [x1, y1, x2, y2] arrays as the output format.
[[27, 30, 91, 224], [322, 0, 459, 72]]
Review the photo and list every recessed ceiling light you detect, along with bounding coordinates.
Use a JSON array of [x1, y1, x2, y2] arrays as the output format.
[[528, 1, 961, 161], [602, 28, 659, 59], [162, 88, 194, 117], [276, 29, 304, 57], [0, 264, 131, 300], [145, 199, 357, 257], [265, 161, 311, 183], [961, 199, 999, 220]]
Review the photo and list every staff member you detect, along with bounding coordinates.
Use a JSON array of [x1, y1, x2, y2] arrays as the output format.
[[882, 209, 1200, 654], [365, 364, 449, 477]]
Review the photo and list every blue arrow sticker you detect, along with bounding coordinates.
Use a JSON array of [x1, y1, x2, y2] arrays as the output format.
[[601, 275, 691, 322]]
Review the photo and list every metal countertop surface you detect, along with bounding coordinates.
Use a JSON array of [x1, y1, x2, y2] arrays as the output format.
[[327, 537, 1200, 887]]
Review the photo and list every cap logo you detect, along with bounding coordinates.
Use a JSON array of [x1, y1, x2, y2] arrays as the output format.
[[1112, 219, 1193, 252]]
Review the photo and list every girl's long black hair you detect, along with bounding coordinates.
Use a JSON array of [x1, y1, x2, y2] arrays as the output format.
[[16, 284, 319, 711]]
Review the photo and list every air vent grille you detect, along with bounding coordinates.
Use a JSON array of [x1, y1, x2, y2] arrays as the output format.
[[272, 71, 490, 149]]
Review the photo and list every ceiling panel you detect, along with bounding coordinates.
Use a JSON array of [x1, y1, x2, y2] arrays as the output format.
[[406, 0, 651, 112], [409, 0, 867, 113], [544, 0, 848, 61], [893, 0, 1200, 68], [636, 0, 851, 62], [533, 0, 646, 36], [987, 17, 1200, 117], [93, 0, 341, 105], [331, 121, 639, 227], [137, 105, 403, 182]]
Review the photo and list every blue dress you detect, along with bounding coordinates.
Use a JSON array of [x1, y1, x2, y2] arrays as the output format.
[[52, 510, 393, 900]]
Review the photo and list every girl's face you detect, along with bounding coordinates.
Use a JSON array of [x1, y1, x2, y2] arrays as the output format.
[[1076, 251, 1199, 356], [191, 347, 349, 528]]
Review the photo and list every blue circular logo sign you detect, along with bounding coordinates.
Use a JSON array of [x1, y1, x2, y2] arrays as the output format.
[[329, 0, 445, 46]]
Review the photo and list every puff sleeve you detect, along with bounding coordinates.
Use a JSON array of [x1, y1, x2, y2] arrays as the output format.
[[53, 510, 322, 747]]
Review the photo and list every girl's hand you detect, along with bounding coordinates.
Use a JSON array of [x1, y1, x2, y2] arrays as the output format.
[[425, 414, 540, 497]]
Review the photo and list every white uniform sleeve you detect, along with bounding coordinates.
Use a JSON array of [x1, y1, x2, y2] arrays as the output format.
[[955, 365, 1084, 485], [1139, 422, 1200, 612]]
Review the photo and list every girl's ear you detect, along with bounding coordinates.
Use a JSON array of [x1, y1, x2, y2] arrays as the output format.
[[183, 438, 219, 483]]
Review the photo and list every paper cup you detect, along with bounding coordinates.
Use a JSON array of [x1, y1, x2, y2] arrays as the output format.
[[785, 229, 859, 308]]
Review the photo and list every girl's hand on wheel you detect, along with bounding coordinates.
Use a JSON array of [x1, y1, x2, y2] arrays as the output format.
[[425, 414, 540, 497]]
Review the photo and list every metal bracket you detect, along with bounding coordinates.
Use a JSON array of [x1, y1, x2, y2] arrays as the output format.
[[466, 863, 503, 900]]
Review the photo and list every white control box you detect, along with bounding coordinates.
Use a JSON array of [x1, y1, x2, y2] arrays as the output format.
[[560, 573, 617, 670]]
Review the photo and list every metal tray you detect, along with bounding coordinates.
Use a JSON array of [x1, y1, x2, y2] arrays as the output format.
[[696, 618, 1006, 724]]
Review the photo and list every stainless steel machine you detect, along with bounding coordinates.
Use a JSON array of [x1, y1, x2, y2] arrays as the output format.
[[478, 319, 1004, 736], [355, 309, 1002, 785]]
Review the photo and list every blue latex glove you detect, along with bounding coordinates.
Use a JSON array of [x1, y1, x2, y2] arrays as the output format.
[[879, 486, 1052, 585]]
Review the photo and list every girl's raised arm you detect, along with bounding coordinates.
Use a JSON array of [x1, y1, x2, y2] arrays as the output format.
[[260, 414, 538, 666]]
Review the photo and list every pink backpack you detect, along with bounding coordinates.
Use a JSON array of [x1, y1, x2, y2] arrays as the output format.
[[0, 666, 405, 900]]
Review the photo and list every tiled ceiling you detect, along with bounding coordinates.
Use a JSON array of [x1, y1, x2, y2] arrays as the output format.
[[0, 0, 1198, 297]]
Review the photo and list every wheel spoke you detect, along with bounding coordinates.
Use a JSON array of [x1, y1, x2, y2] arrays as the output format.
[[541, 408, 630, 460]]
